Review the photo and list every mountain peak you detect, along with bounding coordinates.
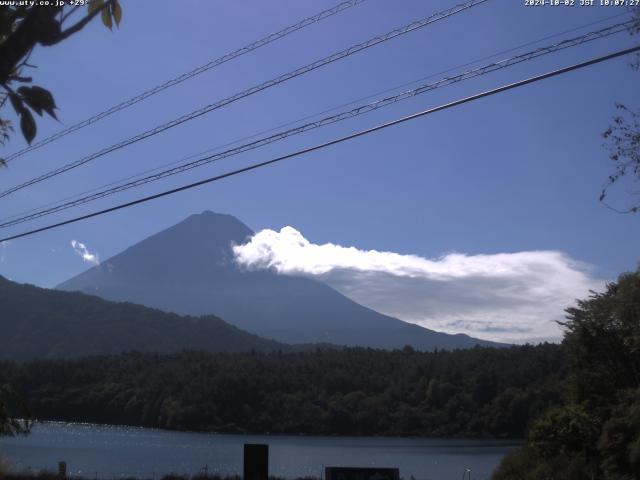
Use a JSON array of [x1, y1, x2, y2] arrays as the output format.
[[58, 212, 502, 350], [150, 211, 254, 250], [180, 211, 252, 232], [191, 210, 236, 220], [59, 212, 254, 287]]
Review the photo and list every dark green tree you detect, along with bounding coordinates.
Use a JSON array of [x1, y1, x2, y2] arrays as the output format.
[[0, 0, 122, 156], [493, 269, 640, 480], [562, 271, 640, 395]]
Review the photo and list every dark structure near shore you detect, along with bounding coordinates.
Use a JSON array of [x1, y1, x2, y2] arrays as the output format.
[[244, 444, 268, 480]]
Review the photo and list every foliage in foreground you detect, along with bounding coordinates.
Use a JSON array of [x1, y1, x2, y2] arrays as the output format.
[[493, 269, 640, 480], [0, 343, 564, 439], [600, 8, 640, 212], [0, 1, 122, 150]]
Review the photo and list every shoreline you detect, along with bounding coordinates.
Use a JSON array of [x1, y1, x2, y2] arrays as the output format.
[[19, 420, 525, 443]]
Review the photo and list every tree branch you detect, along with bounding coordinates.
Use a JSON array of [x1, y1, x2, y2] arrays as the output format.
[[60, 5, 82, 24], [56, 2, 111, 43], [0, 7, 62, 84], [0, 2, 111, 84]]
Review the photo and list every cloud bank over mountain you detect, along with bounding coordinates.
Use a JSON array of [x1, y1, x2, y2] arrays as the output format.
[[233, 226, 603, 342]]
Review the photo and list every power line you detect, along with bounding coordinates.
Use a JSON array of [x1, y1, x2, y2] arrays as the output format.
[[2, 44, 638, 244], [2, 10, 628, 227], [0, 0, 489, 200], [0, 20, 632, 229], [4, 10, 626, 204], [2, 0, 368, 164]]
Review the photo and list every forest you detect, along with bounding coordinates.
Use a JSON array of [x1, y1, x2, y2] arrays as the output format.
[[0, 343, 564, 439]]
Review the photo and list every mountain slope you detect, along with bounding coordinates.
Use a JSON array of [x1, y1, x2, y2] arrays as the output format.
[[0, 275, 286, 361], [58, 211, 501, 350]]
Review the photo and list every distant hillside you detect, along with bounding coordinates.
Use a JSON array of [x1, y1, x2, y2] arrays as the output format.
[[58, 211, 503, 350], [0, 276, 286, 361]]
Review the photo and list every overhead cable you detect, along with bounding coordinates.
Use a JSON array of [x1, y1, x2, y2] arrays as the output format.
[[2, 44, 638, 243], [0, 0, 489, 199], [0, 20, 632, 229], [2, 0, 368, 164]]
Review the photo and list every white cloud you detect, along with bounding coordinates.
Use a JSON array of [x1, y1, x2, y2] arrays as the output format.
[[70, 240, 100, 266], [233, 227, 603, 343]]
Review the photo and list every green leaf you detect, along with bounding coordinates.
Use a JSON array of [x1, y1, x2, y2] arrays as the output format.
[[18, 88, 42, 116], [101, 5, 112, 30], [20, 109, 36, 145], [8, 93, 24, 115], [112, 0, 122, 27], [17, 86, 57, 119]]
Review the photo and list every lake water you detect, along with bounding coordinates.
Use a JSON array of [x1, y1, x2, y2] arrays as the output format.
[[0, 422, 520, 480]]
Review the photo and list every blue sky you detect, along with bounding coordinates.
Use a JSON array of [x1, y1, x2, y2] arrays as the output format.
[[0, 0, 638, 341]]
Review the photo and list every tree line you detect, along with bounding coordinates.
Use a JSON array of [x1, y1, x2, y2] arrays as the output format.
[[0, 342, 565, 439]]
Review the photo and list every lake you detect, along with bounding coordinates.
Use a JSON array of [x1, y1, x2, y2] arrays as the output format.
[[0, 422, 520, 480]]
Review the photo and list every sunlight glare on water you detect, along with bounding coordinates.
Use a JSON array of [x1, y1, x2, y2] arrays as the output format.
[[0, 422, 520, 480]]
